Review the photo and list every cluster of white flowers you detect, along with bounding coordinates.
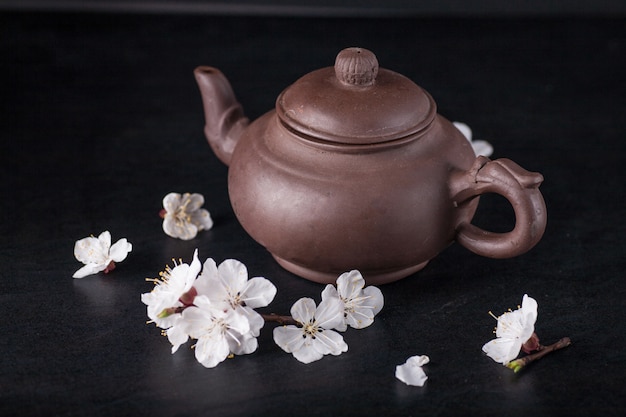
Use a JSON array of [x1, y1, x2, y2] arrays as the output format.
[[274, 270, 384, 364], [140, 255, 385, 367], [141, 249, 277, 368]]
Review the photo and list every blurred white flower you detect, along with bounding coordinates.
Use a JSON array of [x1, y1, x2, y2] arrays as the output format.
[[161, 192, 213, 240], [321, 270, 384, 331], [273, 297, 347, 364], [482, 294, 538, 364], [395, 355, 430, 387], [453, 121, 494, 157], [73, 231, 132, 278]]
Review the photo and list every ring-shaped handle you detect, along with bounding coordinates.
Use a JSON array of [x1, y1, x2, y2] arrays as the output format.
[[451, 156, 547, 258]]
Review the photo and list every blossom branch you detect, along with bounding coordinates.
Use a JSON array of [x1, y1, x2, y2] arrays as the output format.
[[507, 337, 572, 373], [261, 313, 300, 326]]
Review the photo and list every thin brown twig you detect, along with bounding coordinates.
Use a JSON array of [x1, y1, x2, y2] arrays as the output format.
[[261, 313, 300, 326], [507, 337, 572, 372]]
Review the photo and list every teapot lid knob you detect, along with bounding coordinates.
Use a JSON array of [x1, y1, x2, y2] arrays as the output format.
[[334, 47, 379, 86]]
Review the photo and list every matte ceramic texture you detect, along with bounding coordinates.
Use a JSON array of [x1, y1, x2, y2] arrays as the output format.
[[195, 47, 547, 284]]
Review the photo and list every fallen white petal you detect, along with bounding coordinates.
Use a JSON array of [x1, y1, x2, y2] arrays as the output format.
[[395, 355, 430, 387]]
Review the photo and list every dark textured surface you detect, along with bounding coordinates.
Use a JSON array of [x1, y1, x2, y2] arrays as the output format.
[[1, 12, 625, 417], [2, 0, 626, 16]]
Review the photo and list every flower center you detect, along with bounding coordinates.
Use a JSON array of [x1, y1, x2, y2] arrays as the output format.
[[229, 291, 243, 309], [303, 319, 323, 339], [173, 197, 193, 225]]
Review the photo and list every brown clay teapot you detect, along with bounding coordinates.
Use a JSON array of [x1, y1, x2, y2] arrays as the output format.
[[194, 47, 547, 285]]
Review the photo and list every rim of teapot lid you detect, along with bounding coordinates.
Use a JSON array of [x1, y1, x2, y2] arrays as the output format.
[[276, 47, 436, 145]]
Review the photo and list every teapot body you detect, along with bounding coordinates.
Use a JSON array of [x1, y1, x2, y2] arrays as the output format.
[[228, 111, 478, 284], [195, 47, 547, 285]]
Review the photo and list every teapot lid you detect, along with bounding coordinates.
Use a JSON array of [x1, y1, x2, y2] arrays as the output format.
[[276, 47, 436, 145]]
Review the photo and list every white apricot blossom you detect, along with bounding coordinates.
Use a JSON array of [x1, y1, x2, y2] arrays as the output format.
[[482, 294, 538, 364], [273, 297, 347, 364], [161, 192, 213, 240], [321, 270, 384, 331], [73, 231, 132, 278]]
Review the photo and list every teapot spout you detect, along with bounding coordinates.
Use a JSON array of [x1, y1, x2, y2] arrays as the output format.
[[194, 66, 249, 165]]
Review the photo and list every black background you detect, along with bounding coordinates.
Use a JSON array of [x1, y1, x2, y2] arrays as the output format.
[[1, 5, 625, 417]]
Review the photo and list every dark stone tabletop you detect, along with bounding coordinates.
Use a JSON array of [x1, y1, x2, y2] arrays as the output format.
[[1, 8, 625, 417]]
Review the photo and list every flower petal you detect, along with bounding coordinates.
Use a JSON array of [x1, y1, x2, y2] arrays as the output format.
[[162, 217, 198, 240], [363, 285, 384, 316], [345, 286, 385, 330], [345, 305, 375, 330], [482, 337, 521, 364], [337, 270, 365, 300], [194, 332, 231, 368], [167, 324, 189, 354], [74, 236, 106, 265], [162, 192, 182, 213], [189, 209, 213, 231], [290, 298, 316, 324], [313, 297, 344, 331], [240, 277, 277, 309], [217, 259, 249, 294], [494, 294, 537, 342], [320, 285, 346, 331], [163, 249, 201, 295], [188, 249, 202, 281], [180, 303, 213, 337], [108, 238, 132, 262], [321, 284, 339, 302], [494, 309, 523, 339], [292, 344, 325, 364], [97, 231, 112, 249], [229, 331, 258, 356], [223, 308, 251, 338], [521, 294, 538, 321], [311, 329, 347, 356], [395, 355, 429, 387], [72, 263, 105, 278], [273, 325, 306, 354], [194, 258, 219, 297], [184, 193, 205, 212], [519, 294, 538, 342], [241, 307, 265, 337]]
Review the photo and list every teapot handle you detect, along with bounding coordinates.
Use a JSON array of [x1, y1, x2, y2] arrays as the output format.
[[450, 156, 547, 258]]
